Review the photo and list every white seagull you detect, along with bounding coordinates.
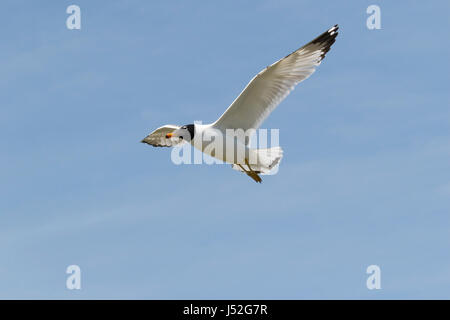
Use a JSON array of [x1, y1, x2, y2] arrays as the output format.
[[142, 25, 339, 183]]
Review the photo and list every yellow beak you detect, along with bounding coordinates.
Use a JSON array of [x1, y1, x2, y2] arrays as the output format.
[[165, 133, 173, 139]]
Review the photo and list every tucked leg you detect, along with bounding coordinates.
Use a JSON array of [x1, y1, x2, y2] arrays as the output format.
[[243, 159, 262, 183]]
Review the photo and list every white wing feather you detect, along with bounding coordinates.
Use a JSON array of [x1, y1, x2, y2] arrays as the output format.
[[213, 25, 339, 136]]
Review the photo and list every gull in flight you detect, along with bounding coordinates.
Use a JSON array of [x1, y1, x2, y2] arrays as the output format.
[[142, 25, 339, 183]]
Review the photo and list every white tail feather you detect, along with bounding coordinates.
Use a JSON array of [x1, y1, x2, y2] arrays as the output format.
[[231, 146, 283, 175]]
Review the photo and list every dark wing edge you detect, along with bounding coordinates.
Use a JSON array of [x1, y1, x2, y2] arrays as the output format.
[[287, 24, 339, 63]]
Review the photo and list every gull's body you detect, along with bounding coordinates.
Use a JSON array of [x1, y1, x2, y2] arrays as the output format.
[[142, 25, 339, 183], [190, 123, 266, 167]]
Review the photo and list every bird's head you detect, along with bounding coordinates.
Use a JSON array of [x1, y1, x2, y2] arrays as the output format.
[[166, 124, 195, 141]]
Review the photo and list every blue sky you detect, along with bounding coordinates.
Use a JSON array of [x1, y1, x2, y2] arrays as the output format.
[[1, 1, 449, 299]]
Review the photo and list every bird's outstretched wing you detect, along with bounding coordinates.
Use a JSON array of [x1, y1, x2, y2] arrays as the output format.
[[141, 124, 182, 147], [213, 25, 339, 135]]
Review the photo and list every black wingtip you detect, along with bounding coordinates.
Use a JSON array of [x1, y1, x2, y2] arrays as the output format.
[[311, 24, 339, 61]]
